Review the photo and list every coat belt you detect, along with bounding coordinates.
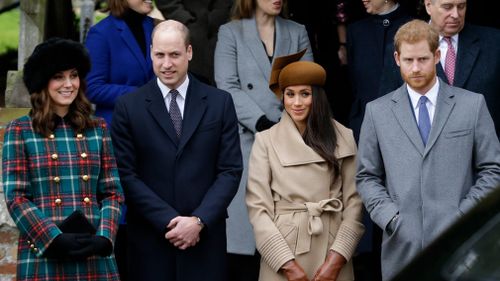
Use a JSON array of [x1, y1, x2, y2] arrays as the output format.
[[275, 198, 343, 254]]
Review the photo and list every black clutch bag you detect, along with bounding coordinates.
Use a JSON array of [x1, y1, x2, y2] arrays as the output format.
[[58, 210, 96, 234]]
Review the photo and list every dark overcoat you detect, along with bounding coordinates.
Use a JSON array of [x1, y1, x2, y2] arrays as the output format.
[[111, 75, 243, 281], [346, 6, 412, 140]]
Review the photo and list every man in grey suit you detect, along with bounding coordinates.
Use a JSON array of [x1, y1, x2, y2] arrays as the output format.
[[381, 0, 500, 135], [356, 20, 500, 281]]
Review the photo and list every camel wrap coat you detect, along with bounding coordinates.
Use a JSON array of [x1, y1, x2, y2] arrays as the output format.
[[246, 112, 365, 280]]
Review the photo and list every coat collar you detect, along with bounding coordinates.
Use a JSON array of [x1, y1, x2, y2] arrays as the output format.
[[390, 78, 455, 156], [111, 15, 153, 77], [269, 112, 355, 167], [436, 24, 480, 88], [144, 75, 207, 150], [242, 16, 292, 80]]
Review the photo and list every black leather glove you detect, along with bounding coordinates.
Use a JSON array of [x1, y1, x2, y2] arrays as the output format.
[[256, 115, 276, 132], [44, 233, 92, 258], [70, 235, 113, 259]]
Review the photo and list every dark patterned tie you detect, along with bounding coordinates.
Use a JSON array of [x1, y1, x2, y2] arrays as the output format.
[[169, 89, 182, 138], [418, 96, 431, 146]]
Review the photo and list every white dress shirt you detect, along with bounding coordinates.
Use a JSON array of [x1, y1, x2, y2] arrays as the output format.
[[157, 76, 190, 118], [407, 78, 439, 126]]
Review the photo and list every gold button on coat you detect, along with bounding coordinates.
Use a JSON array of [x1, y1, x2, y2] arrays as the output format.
[[53, 176, 60, 183], [82, 175, 89, 181], [55, 198, 62, 205], [80, 152, 87, 159], [49, 134, 55, 139], [51, 153, 58, 160], [76, 133, 83, 139], [83, 197, 91, 204]]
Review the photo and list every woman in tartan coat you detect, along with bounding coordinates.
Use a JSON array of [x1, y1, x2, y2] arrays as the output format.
[[2, 38, 124, 281]]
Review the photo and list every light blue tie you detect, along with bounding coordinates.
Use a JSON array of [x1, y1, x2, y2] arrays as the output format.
[[418, 96, 431, 146]]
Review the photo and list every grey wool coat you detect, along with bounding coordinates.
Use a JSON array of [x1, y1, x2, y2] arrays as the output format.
[[356, 79, 500, 280], [214, 16, 313, 255]]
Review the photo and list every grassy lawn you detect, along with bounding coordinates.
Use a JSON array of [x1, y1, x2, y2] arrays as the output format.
[[0, 8, 20, 54]]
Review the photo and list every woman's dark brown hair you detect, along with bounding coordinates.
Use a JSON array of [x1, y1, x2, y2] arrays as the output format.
[[107, 0, 129, 18], [30, 78, 95, 136], [302, 86, 340, 179]]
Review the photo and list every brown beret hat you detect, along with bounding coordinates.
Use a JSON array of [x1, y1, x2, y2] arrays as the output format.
[[269, 49, 326, 99]]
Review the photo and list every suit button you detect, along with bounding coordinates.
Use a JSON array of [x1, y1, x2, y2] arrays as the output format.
[[82, 175, 89, 181], [49, 134, 55, 139], [76, 133, 83, 139], [55, 198, 62, 205], [33, 247, 38, 252], [83, 197, 91, 204], [53, 176, 60, 183], [30, 244, 35, 249], [51, 153, 58, 160], [80, 152, 87, 159], [247, 83, 253, 90]]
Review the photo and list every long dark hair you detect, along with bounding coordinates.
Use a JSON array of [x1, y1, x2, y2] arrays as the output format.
[[30, 80, 95, 136], [302, 86, 340, 179]]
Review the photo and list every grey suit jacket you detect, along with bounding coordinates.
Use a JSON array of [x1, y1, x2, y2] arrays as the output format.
[[356, 79, 500, 280], [380, 24, 500, 136], [214, 16, 313, 255]]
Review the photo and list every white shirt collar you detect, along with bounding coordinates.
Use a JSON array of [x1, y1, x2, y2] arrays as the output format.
[[157, 76, 190, 101], [407, 78, 439, 110]]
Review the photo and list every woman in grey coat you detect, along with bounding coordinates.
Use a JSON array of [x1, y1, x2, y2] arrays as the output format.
[[214, 0, 313, 280]]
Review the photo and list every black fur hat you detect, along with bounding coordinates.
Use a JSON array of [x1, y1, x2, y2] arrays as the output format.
[[23, 37, 91, 94]]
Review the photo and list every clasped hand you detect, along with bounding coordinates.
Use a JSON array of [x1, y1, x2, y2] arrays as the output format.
[[44, 233, 112, 260], [165, 216, 202, 250], [281, 251, 347, 281]]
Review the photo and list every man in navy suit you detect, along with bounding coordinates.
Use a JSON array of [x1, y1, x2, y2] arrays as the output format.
[[111, 20, 242, 281], [381, 0, 500, 136]]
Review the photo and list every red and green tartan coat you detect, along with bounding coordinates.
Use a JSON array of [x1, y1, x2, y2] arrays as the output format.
[[2, 115, 124, 281]]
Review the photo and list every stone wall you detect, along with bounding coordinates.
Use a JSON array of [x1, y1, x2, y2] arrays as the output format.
[[0, 108, 30, 281]]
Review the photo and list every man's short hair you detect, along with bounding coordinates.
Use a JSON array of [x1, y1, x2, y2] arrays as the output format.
[[394, 19, 439, 53]]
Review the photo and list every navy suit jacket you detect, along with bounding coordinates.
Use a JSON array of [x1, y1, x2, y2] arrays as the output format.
[[85, 15, 155, 125], [380, 24, 500, 136], [111, 76, 242, 281]]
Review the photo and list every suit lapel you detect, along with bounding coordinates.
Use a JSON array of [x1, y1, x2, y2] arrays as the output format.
[[423, 80, 455, 157], [177, 77, 207, 155], [391, 85, 425, 155], [454, 25, 480, 88], [242, 18, 272, 80], [436, 62, 447, 83], [273, 17, 291, 59], [113, 16, 150, 77], [144, 80, 179, 145]]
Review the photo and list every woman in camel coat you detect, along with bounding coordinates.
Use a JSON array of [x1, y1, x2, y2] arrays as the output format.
[[246, 51, 364, 281]]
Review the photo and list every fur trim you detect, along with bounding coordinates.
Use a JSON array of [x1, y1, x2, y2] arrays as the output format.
[[23, 37, 91, 94]]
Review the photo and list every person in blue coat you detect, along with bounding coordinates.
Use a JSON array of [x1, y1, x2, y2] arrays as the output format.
[[85, 0, 156, 125], [84, 1, 156, 279]]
